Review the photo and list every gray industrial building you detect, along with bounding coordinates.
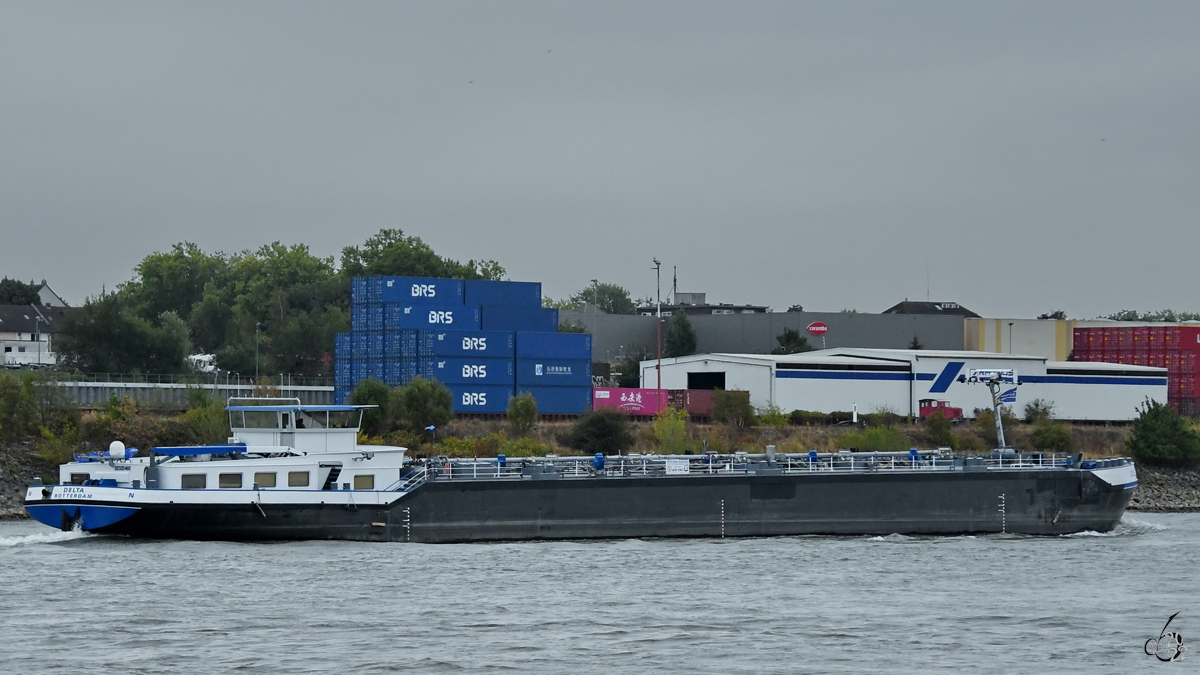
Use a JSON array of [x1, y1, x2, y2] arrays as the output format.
[[561, 309, 967, 363]]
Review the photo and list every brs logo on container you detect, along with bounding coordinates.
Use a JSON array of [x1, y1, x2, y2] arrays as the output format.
[[462, 337, 487, 351], [462, 364, 487, 378], [462, 392, 487, 406], [428, 310, 454, 324], [411, 284, 436, 298]]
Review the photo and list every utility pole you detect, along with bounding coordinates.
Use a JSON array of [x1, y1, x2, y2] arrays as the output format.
[[255, 322, 261, 379], [653, 258, 662, 396], [672, 266, 677, 305]]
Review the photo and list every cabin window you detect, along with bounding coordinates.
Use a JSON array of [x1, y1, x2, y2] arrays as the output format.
[[69, 473, 89, 484], [254, 472, 277, 488], [228, 411, 245, 428], [243, 411, 278, 429], [297, 411, 327, 429], [218, 473, 243, 489], [327, 411, 357, 429], [288, 471, 310, 487], [281, 413, 292, 429], [353, 475, 375, 490], [181, 474, 207, 489]]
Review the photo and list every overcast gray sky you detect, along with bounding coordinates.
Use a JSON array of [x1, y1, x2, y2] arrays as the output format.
[[1, 1, 1196, 318]]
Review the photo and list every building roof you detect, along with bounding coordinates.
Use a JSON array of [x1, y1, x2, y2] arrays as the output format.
[[0, 305, 66, 334], [35, 280, 68, 308], [882, 301, 980, 318]]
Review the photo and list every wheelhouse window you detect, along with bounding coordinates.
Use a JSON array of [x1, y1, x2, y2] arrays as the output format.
[[243, 411, 279, 429], [228, 411, 245, 428], [254, 472, 277, 488], [297, 411, 327, 429], [353, 475, 375, 490], [181, 474, 207, 489], [218, 473, 243, 489], [327, 411, 362, 429], [288, 471, 310, 487], [69, 473, 89, 484]]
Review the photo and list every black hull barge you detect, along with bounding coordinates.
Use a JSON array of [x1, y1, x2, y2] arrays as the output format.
[[28, 451, 1136, 543]]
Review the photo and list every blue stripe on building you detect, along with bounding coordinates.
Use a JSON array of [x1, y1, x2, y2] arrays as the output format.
[[775, 371, 912, 381], [1018, 375, 1168, 386], [928, 362, 965, 393]]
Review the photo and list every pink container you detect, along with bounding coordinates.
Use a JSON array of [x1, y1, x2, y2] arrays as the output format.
[[592, 388, 669, 415]]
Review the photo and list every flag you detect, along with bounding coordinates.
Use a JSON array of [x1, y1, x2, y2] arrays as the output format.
[[425, 425, 436, 431], [997, 387, 1017, 404]]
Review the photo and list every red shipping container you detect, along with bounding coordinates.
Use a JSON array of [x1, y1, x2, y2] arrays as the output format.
[[1072, 329, 1089, 352], [1133, 327, 1150, 352], [592, 388, 669, 415], [1148, 326, 1166, 349], [1179, 326, 1200, 351], [1118, 327, 1134, 350], [1165, 326, 1180, 349], [1115, 351, 1133, 365], [1132, 354, 1147, 367], [1183, 352, 1196, 374]]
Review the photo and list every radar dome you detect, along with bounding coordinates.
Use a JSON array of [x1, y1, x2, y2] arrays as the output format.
[[108, 440, 126, 458]]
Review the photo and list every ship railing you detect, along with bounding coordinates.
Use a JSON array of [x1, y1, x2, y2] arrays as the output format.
[[410, 451, 1112, 482], [387, 464, 432, 492]]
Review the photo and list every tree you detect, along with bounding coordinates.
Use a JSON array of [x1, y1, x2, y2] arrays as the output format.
[[349, 378, 391, 436], [712, 389, 755, 427], [1037, 310, 1067, 320], [1023, 399, 1055, 423], [786, 304, 804, 313], [566, 409, 633, 455], [1105, 309, 1200, 322], [569, 282, 637, 315], [0, 278, 40, 305], [340, 228, 504, 281], [614, 345, 652, 388], [1127, 399, 1200, 467], [664, 312, 698, 358], [393, 377, 454, 433], [508, 392, 538, 437], [908, 335, 924, 350], [925, 411, 954, 447], [771, 328, 813, 355], [56, 291, 190, 373], [653, 407, 691, 454]]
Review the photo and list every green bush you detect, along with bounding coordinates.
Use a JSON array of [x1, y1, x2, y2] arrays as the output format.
[[1023, 399, 1056, 424], [507, 392, 538, 437], [1028, 420, 1073, 453], [499, 435, 558, 457], [838, 427, 910, 452], [712, 390, 755, 427], [788, 410, 828, 426], [653, 407, 691, 454], [952, 431, 985, 452], [925, 411, 954, 448], [1128, 399, 1200, 467], [349, 378, 391, 435], [393, 377, 454, 433], [566, 409, 634, 455], [974, 407, 1018, 447], [861, 411, 903, 427], [758, 404, 789, 427]]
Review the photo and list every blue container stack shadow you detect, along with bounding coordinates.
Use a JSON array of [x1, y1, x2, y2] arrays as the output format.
[[336, 277, 593, 415]]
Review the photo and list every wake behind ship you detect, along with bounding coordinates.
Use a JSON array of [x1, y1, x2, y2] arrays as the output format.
[[24, 398, 1136, 542]]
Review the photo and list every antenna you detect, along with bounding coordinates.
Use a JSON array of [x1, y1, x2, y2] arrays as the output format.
[[926, 261, 930, 301], [672, 266, 677, 305]]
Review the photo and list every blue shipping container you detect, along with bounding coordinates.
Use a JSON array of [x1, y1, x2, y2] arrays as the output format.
[[519, 386, 593, 414], [334, 359, 352, 386], [515, 332, 592, 360], [424, 330, 515, 358], [391, 304, 481, 331], [516, 359, 592, 387], [351, 277, 383, 305], [352, 304, 384, 332], [379, 277, 465, 304], [423, 357, 515, 385], [480, 306, 559, 333], [449, 385, 514, 414], [351, 331, 384, 359], [334, 332, 352, 360], [464, 280, 542, 307], [334, 385, 351, 406]]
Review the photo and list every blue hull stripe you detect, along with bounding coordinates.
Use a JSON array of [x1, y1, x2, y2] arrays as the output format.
[[26, 504, 140, 531]]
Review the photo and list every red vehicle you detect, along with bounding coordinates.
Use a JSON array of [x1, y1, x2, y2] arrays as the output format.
[[919, 398, 963, 421]]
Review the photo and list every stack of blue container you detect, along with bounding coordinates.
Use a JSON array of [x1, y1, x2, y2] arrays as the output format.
[[335, 277, 593, 415]]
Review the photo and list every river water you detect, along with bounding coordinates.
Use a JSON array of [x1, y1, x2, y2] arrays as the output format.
[[1, 513, 1195, 673]]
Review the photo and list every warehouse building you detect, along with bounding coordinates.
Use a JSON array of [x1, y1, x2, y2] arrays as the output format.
[[639, 349, 1166, 422]]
